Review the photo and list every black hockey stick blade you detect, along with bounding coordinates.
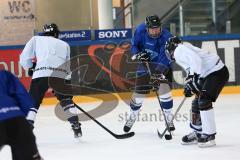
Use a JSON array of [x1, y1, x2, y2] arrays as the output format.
[[157, 129, 164, 139], [157, 128, 167, 139], [74, 104, 135, 139], [113, 132, 135, 139], [157, 97, 187, 139], [157, 129, 172, 140]]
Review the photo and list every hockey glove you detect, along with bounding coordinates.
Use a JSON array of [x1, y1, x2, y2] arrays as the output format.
[[135, 52, 150, 62], [183, 85, 194, 97], [150, 73, 168, 87], [28, 62, 36, 76], [184, 74, 200, 96]]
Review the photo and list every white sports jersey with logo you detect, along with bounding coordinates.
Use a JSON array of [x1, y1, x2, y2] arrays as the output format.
[[20, 36, 70, 79], [174, 42, 224, 78]]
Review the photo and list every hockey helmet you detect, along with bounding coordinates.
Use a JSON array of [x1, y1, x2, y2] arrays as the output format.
[[165, 36, 182, 60], [145, 15, 162, 38], [43, 23, 60, 38]]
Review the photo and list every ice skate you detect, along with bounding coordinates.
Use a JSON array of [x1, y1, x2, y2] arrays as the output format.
[[123, 110, 139, 133], [71, 122, 82, 138], [163, 109, 175, 131], [198, 134, 216, 148], [166, 121, 175, 131], [181, 131, 201, 145]]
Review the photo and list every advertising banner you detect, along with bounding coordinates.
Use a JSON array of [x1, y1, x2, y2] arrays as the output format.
[[94, 29, 132, 40], [58, 30, 91, 41], [1, 37, 240, 96], [68, 38, 240, 96], [0, 49, 31, 89], [0, 0, 35, 45], [0, 49, 53, 97]]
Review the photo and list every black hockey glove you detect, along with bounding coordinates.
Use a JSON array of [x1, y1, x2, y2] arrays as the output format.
[[184, 74, 200, 97], [183, 85, 194, 97], [135, 52, 150, 62], [150, 73, 168, 88], [28, 62, 36, 76]]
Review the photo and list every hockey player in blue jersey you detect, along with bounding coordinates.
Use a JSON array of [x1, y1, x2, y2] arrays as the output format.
[[123, 15, 175, 132], [0, 70, 42, 160]]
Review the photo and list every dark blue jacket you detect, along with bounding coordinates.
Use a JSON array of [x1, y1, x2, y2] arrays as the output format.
[[131, 23, 172, 74], [0, 70, 33, 121]]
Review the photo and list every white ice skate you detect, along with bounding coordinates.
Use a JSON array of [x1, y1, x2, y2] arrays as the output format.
[[123, 109, 140, 133]]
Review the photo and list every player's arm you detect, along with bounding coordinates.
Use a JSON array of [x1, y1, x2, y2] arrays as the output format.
[[131, 28, 142, 56], [7, 72, 34, 116], [152, 30, 173, 72], [174, 46, 200, 97], [163, 29, 173, 40], [174, 44, 202, 75], [184, 53, 202, 96], [19, 37, 36, 70], [186, 51, 202, 76], [66, 44, 71, 73], [161, 29, 173, 52]]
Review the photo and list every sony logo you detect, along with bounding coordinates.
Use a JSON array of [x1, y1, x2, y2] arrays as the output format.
[[98, 30, 128, 39]]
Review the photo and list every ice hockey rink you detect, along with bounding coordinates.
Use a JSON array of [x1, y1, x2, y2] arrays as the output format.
[[1, 94, 240, 160]]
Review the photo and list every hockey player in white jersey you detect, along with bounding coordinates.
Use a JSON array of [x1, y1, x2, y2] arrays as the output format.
[[19, 23, 82, 138], [165, 37, 229, 147]]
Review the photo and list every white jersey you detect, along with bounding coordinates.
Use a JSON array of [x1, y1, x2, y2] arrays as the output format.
[[20, 36, 70, 79], [174, 43, 224, 78]]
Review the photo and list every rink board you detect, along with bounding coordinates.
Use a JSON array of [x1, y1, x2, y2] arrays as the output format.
[[41, 86, 240, 105], [0, 34, 240, 98]]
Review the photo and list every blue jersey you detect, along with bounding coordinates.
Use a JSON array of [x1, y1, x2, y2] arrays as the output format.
[[131, 23, 172, 74], [0, 70, 34, 121]]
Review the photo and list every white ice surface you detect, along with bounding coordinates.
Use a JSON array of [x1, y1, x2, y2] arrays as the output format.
[[1, 94, 240, 160]]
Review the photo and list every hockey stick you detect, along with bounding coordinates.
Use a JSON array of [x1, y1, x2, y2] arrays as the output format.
[[74, 104, 135, 139], [155, 90, 173, 140], [157, 96, 187, 139], [144, 62, 173, 140]]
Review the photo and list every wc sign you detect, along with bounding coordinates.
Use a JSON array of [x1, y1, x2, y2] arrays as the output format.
[[95, 29, 132, 40]]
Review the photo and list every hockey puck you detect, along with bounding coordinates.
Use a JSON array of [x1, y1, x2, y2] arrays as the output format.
[[165, 134, 172, 140]]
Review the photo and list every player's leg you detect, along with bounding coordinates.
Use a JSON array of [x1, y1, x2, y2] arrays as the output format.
[[182, 96, 201, 145], [198, 66, 229, 147], [27, 77, 49, 126], [157, 83, 175, 131], [123, 92, 146, 132], [0, 121, 7, 151], [123, 74, 150, 132], [54, 89, 82, 138], [6, 117, 42, 160], [157, 68, 175, 131]]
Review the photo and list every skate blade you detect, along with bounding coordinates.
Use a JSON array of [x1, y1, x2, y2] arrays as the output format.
[[181, 140, 198, 145], [74, 137, 81, 143], [74, 133, 82, 138], [73, 134, 82, 143], [198, 140, 216, 148]]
